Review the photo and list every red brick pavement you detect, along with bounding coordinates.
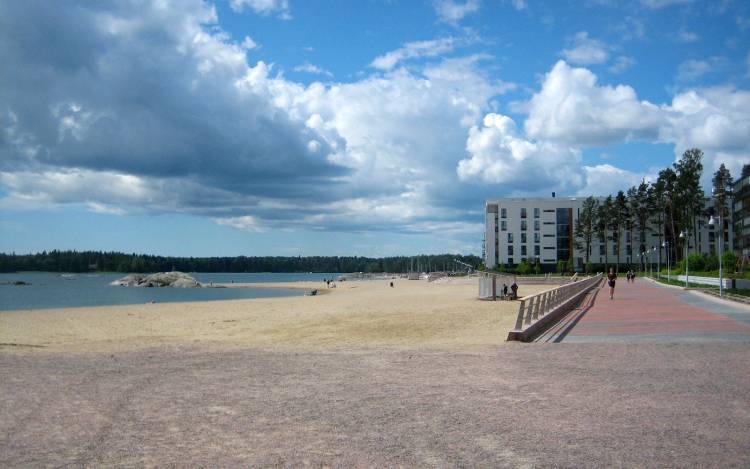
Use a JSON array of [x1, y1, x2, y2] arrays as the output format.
[[557, 278, 750, 341]]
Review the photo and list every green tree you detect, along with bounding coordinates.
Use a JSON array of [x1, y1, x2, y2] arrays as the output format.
[[595, 196, 613, 269], [673, 148, 705, 259], [574, 196, 598, 264]]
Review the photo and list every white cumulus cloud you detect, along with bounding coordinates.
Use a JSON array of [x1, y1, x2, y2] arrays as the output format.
[[457, 113, 583, 191], [524, 61, 663, 145]]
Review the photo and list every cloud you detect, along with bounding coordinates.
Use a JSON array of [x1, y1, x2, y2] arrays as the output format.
[[293, 61, 333, 77], [517, 60, 750, 183], [214, 215, 264, 232], [640, 0, 693, 9], [508, 0, 527, 10], [577, 165, 648, 196], [524, 61, 663, 146], [433, 0, 480, 24], [457, 113, 584, 191], [241, 36, 259, 50], [370, 37, 460, 70], [0, 1, 509, 237], [230, 0, 291, 19], [675, 29, 699, 43], [661, 86, 750, 178], [561, 31, 610, 65], [676, 57, 726, 81], [608, 56, 635, 74]]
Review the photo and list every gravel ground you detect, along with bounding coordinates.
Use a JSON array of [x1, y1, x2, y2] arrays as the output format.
[[2, 343, 749, 467]]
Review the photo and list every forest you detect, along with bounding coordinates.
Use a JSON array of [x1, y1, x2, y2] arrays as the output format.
[[0, 251, 482, 274]]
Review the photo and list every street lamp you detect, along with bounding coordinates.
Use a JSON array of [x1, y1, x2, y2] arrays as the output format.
[[651, 246, 657, 278], [663, 241, 670, 282], [679, 230, 690, 288], [709, 215, 724, 297]]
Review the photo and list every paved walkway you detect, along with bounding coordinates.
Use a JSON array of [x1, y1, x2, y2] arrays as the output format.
[[541, 278, 750, 343]]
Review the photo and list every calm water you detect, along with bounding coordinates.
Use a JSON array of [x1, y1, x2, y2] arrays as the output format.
[[0, 272, 341, 311]]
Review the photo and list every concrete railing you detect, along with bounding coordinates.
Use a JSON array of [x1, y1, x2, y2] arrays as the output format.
[[674, 275, 732, 288], [507, 273, 603, 342]]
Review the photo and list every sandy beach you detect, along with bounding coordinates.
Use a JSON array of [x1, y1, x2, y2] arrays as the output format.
[[0, 278, 550, 352]]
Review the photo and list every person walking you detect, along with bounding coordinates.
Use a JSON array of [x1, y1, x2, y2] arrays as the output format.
[[607, 268, 617, 299]]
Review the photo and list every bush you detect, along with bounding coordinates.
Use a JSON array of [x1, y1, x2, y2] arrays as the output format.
[[517, 260, 532, 275], [722, 251, 737, 271], [704, 253, 719, 271], [533, 262, 542, 275], [556, 260, 567, 274], [585, 261, 593, 274]]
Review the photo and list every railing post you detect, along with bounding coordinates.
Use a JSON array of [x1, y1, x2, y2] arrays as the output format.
[[532, 293, 542, 319], [515, 300, 526, 329]]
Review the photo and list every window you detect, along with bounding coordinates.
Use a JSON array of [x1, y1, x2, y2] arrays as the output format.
[[507, 233, 513, 243], [507, 245, 514, 255], [612, 244, 618, 255], [534, 220, 540, 231], [626, 232, 631, 242], [520, 208, 527, 218], [521, 220, 527, 231], [521, 233, 527, 243], [534, 232, 540, 243], [500, 208, 507, 218], [501, 220, 507, 231], [534, 245, 540, 256], [599, 244, 605, 256], [627, 245, 632, 256], [521, 245, 527, 256], [709, 231, 715, 242], [534, 208, 540, 218]]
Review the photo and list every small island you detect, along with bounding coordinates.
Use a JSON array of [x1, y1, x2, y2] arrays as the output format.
[[110, 271, 201, 288]]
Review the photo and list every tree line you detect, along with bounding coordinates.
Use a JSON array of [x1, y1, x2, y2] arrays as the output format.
[[573, 148, 736, 272], [0, 251, 482, 274]]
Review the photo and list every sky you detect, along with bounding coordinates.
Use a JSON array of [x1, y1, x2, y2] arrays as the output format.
[[1, 0, 749, 257]]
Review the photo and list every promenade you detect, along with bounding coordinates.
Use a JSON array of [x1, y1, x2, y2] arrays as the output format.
[[541, 277, 750, 343]]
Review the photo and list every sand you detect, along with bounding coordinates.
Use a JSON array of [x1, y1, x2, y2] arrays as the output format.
[[0, 278, 551, 352]]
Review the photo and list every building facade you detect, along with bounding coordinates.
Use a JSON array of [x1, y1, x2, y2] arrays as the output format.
[[732, 174, 750, 258], [485, 196, 733, 271]]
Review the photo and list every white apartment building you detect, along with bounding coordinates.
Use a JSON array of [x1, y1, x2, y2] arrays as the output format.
[[485, 196, 732, 271]]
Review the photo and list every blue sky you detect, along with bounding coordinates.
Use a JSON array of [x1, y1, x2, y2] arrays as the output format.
[[1, 0, 749, 257]]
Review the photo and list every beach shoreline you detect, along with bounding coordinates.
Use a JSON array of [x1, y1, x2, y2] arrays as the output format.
[[0, 279, 551, 353]]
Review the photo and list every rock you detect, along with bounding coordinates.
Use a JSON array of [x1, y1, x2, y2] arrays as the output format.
[[111, 272, 201, 288], [0, 280, 31, 286], [110, 274, 145, 286]]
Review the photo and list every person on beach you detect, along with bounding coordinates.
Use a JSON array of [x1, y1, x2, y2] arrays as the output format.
[[607, 268, 617, 299]]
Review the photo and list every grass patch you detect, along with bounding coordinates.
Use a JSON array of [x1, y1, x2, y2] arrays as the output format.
[[647, 275, 750, 298]]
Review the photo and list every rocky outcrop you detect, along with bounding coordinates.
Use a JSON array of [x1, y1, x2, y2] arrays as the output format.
[[111, 272, 201, 288]]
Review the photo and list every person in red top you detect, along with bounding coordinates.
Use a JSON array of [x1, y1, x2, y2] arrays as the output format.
[[607, 267, 617, 300]]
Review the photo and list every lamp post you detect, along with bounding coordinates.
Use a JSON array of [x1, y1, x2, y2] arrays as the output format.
[[709, 214, 724, 297], [652, 246, 657, 278], [663, 241, 670, 282], [680, 230, 689, 288]]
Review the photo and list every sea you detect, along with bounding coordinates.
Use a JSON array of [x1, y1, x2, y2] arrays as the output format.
[[0, 272, 341, 311]]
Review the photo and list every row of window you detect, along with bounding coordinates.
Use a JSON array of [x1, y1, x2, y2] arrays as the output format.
[[507, 245, 541, 256], [506, 233, 542, 243], [500, 207, 541, 219], [499, 220, 542, 231]]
